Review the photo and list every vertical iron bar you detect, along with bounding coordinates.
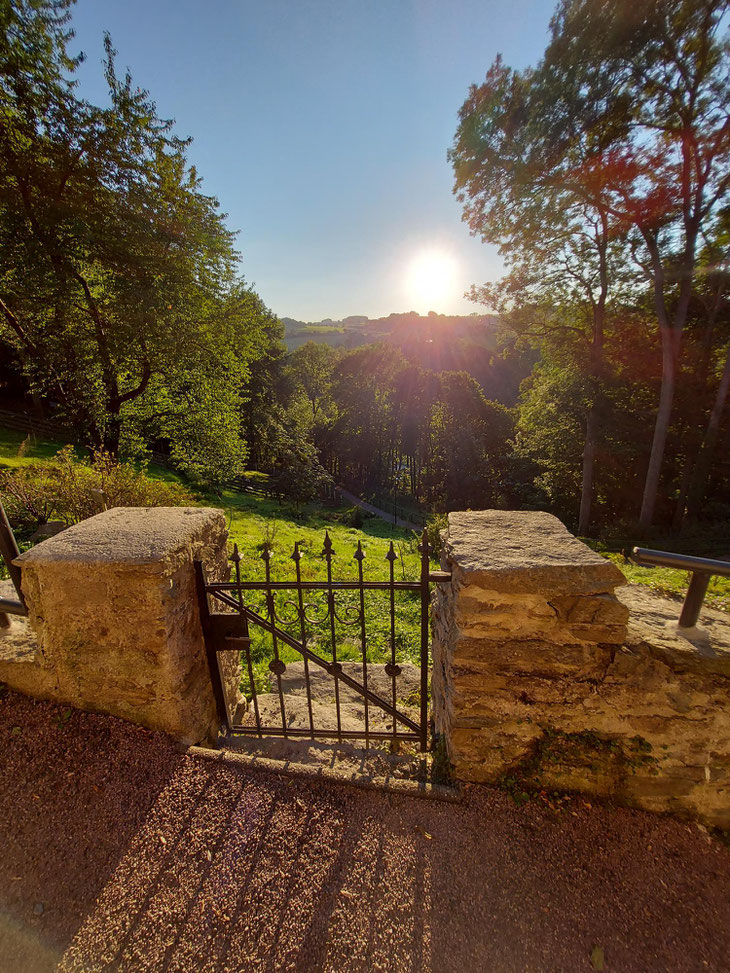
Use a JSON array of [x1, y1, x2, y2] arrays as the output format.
[[232, 545, 261, 736], [263, 545, 288, 736], [193, 560, 229, 733], [386, 541, 398, 742], [292, 543, 315, 736], [355, 541, 369, 749], [324, 532, 342, 742], [419, 528, 430, 752]]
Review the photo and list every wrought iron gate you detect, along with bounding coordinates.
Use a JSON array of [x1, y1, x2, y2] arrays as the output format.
[[195, 528, 450, 751]]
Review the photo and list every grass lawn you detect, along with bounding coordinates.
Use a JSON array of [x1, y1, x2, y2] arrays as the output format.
[[203, 485, 424, 695], [0, 425, 82, 467], [0, 425, 423, 697], [2, 424, 727, 701]]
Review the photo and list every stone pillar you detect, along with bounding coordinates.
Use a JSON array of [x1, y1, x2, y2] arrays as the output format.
[[12, 506, 230, 744], [432, 510, 628, 782]]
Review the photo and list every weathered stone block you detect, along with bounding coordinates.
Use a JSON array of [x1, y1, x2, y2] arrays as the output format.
[[443, 510, 625, 596], [13, 506, 232, 744], [431, 509, 730, 829], [550, 593, 629, 626]]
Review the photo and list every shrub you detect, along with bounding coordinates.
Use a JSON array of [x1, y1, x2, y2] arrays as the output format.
[[425, 512, 448, 560], [343, 505, 365, 529], [0, 446, 195, 530]]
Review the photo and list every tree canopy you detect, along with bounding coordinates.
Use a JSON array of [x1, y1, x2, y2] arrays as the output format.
[[0, 0, 279, 484], [450, 0, 730, 532]]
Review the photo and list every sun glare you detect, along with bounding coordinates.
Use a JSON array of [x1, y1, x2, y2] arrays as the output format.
[[405, 250, 459, 312]]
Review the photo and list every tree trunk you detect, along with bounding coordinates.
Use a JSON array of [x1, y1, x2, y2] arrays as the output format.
[[639, 331, 676, 531], [578, 404, 597, 534], [685, 344, 730, 522], [103, 411, 122, 457], [671, 439, 694, 533], [673, 279, 724, 531], [30, 390, 45, 420]]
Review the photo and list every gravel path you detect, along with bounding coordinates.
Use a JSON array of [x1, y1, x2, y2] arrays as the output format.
[[2, 690, 730, 972]]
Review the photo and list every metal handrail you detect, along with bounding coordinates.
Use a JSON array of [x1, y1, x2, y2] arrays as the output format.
[[631, 546, 730, 628]]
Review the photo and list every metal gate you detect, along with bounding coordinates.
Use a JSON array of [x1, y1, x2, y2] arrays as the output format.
[[194, 528, 450, 751]]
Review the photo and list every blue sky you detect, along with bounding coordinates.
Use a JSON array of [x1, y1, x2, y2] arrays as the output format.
[[70, 0, 556, 320]]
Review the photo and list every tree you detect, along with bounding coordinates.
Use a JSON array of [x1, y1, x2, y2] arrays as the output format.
[[422, 372, 514, 510], [450, 53, 631, 532], [268, 429, 332, 510], [0, 1, 275, 479], [288, 341, 337, 420], [680, 215, 730, 522], [540, 0, 730, 529], [451, 0, 730, 530]]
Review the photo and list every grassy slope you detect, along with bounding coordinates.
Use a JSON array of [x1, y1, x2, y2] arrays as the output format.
[[2, 425, 727, 694], [0, 426, 423, 694]]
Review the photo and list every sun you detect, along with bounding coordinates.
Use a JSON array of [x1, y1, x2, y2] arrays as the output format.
[[405, 250, 459, 312]]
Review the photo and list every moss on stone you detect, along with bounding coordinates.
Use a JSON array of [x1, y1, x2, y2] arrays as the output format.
[[498, 726, 659, 805]]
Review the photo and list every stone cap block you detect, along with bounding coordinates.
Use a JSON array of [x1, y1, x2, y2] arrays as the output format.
[[16, 506, 225, 569], [444, 510, 624, 595]]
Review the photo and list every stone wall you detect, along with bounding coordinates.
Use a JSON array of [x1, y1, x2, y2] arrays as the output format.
[[0, 506, 234, 745], [433, 510, 730, 829]]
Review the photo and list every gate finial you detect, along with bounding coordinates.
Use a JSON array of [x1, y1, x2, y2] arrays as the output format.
[[322, 531, 334, 558], [418, 527, 430, 558]]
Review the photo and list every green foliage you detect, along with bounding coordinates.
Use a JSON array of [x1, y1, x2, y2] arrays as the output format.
[[0, 444, 194, 529], [343, 505, 365, 528], [268, 431, 332, 510], [425, 512, 448, 560], [287, 341, 337, 420], [449, 0, 730, 534], [0, 1, 276, 479]]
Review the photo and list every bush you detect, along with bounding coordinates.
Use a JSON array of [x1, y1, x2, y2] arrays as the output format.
[[0, 446, 195, 530], [426, 512, 448, 560], [343, 505, 365, 528]]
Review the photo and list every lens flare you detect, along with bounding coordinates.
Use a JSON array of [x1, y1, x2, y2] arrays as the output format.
[[405, 250, 459, 311]]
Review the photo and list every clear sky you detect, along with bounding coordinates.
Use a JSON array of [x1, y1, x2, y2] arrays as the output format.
[[69, 0, 557, 321]]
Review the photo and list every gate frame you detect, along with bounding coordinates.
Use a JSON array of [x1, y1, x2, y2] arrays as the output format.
[[195, 528, 450, 752]]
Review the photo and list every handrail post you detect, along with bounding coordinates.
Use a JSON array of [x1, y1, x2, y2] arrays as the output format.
[[632, 546, 730, 629], [679, 572, 711, 629]]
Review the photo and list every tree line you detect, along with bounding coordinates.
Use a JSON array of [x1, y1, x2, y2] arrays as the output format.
[[0, 0, 278, 487], [1, 0, 728, 546], [449, 0, 730, 535]]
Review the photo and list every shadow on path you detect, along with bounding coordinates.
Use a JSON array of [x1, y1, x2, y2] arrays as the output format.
[[3, 690, 730, 973]]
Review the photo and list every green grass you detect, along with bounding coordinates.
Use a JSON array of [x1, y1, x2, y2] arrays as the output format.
[[0, 426, 80, 468], [205, 485, 424, 697], [298, 325, 345, 334], [0, 424, 424, 701]]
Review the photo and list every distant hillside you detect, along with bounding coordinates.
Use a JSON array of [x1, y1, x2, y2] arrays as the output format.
[[282, 311, 499, 347], [281, 311, 531, 405]]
